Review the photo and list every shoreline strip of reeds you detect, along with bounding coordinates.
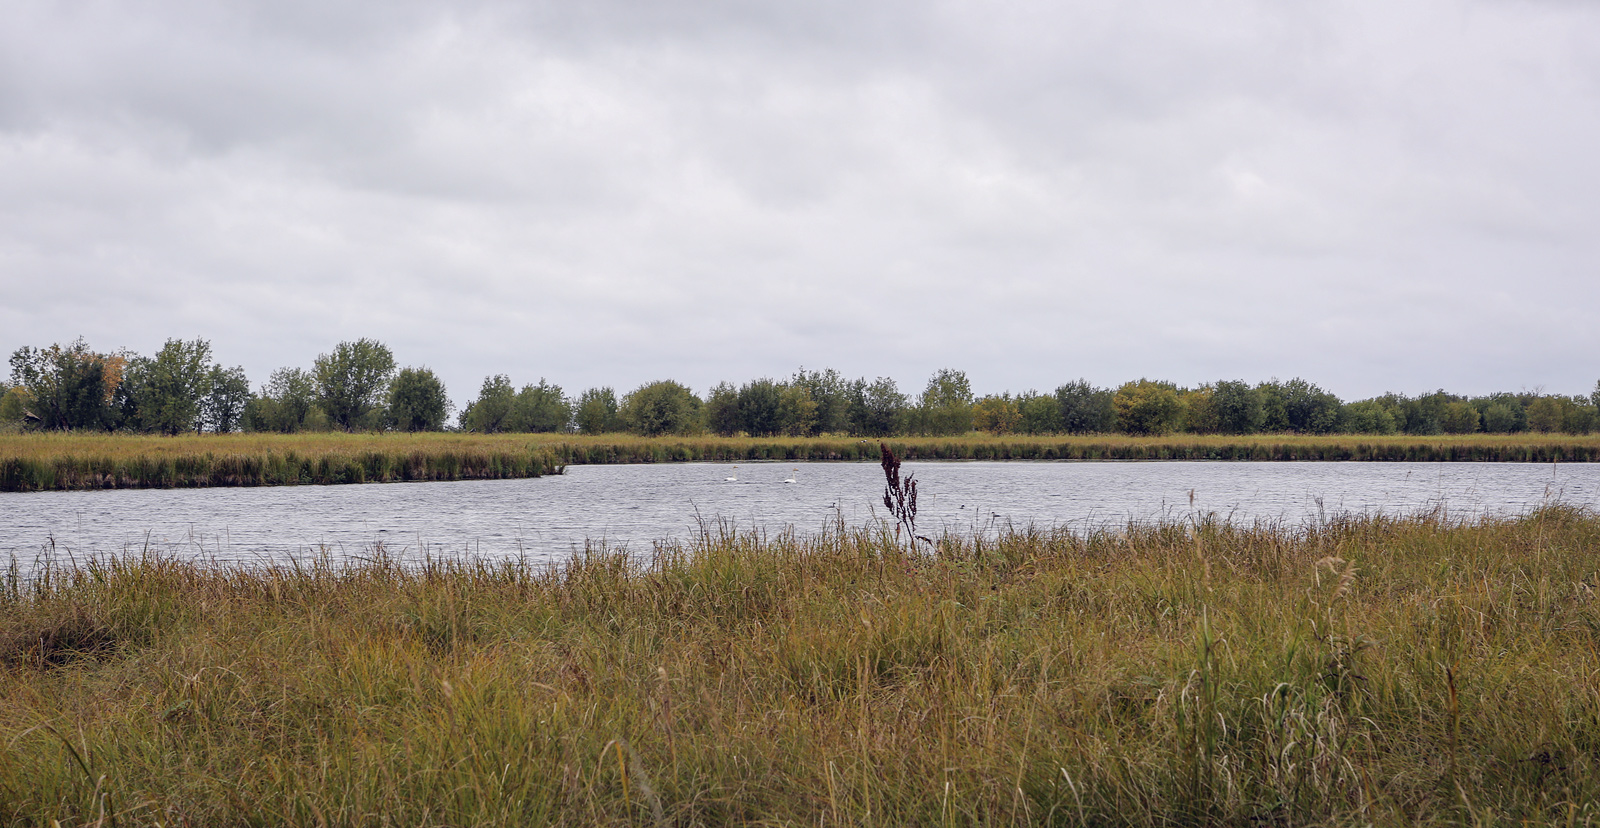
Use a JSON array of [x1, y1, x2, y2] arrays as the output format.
[[0, 447, 561, 492], [5, 431, 1600, 492], [4, 507, 1600, 825], [546, 435, 1600, 464]]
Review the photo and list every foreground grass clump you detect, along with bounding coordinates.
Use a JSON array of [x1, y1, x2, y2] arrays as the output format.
[[4, 509, 1600, 825], [0, 432, 562, 491]]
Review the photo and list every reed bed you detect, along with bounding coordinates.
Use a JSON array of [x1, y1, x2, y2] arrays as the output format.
[[7, 432, 1600, 491], [538, 433, 1600, 465], [0, 433, 562, 491], [3, 507, 1600, 825]]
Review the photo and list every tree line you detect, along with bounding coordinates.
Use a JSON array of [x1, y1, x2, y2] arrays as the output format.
[[6, 337, 1600, 438]]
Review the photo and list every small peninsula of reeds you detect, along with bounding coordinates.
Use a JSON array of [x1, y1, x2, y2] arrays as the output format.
[[4, 506, 1599, 825], [0, 433, 562, 492]]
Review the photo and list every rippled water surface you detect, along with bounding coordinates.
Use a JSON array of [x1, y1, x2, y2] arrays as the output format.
[[3, 461, 1595, 567]]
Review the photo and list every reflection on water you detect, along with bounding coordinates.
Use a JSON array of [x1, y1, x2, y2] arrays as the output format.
[[2, 461, 1594, 567]]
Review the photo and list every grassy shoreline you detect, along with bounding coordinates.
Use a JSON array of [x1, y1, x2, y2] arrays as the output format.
[[4, 508, 1599, 824], [0, 433, 563, 492], [5, 431, 1600, 491]]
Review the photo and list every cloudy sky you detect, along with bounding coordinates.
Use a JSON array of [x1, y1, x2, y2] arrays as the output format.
[[3, 0, 1597, 406]]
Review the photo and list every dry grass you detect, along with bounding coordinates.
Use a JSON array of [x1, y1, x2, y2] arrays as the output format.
[[0, 433, 561, 491], [8, 431, 1600, 491], [4, 506, 1600, 825]]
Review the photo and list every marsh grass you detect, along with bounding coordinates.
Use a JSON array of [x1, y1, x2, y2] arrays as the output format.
[[9, 431, 1600, 491], [4, 507, 1600, 825], [0, 433, 562, 491], [536, 432, 1600, 465]]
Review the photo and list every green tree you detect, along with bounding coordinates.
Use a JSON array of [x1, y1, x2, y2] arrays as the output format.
[[777, 384, 819, 437], [7, 339, 123, 431], [575, 387, 622, 435], [0, 381, 26, 430], [387, 367, 451, 432], [703, 382, 741, 436], [790, 368, 851, 434], [314, 339, 396, 431], [1016, 391, 1061, 434], [1560, 396, 1596, 434], [1399, 391, 1454, 435], [1113, 379, 1184, 436], [1440, 401, 1480, 435], [1258, 378, 1341, 434], [1055, 380, 1116, 434], [0, 387, 24, 430], [1338, 400, 1398, 434], [850, 377, 906, 437], [1181, 387, 1218, 434], [1480, 401, 1520, 434], [246, 367, 318, 433], [736, 379, 784, 437], [1365, 393, 1413, 434], [1526, 396, 1563, 433], [972, 394, 1021, 434], [203, 365, 252, 433], [1211, 380, 1264, 435], [129, 338, 214, 435], [508, 379, 571, 433], [461, 375, 516, 433], [913, 368, 973, 436], [621, 380, 702, 436]]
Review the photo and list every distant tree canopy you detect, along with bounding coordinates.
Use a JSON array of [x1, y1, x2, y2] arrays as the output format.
[[7, 339, 123, 431], [459, 376, 571, 433], [622, 380, 702, 436], [245, 367, 318, 434], [852, 377, 906, 437], [314, 339, 396, 431], [972, 394, 1022, 435], [1212, 380, 1264, 435], [910, 368, 973, 436], [1259, 378, 1341, 434], [461, 375, 515, 434], [126, 338, 215, 435], [1056, 380, 1116, 434], [8, 336, 1600, 439], [575, 387, 622, 435], [506, 380, 571, 433], [1113, 379, 1185, 436], [387, 367, 451, 432]]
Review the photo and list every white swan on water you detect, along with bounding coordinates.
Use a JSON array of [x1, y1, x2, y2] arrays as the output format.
[[783, 468, 797, 483], [725, 466, 738, 481]]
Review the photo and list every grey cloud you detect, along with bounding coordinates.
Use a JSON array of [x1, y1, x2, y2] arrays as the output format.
[[4, 0, 1600, 404]]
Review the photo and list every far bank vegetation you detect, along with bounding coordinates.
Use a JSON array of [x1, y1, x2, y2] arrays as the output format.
[[6, 337, 1600, 441]]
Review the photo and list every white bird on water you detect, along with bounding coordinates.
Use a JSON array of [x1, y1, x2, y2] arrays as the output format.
[[725, 466, 738, 482], [783, 468, 797, 483]]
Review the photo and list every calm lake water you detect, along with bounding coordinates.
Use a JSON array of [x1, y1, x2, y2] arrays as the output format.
[[2, 461, 1595, 568]]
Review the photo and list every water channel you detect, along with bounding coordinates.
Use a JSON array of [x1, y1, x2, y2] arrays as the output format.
[[2, 461, 1595, 568]]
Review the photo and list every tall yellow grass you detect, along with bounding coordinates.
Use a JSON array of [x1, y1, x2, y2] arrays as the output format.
[[6, 431, 1600, 491], [4, 507, 1600, 824], [0, 433, 562, 491]]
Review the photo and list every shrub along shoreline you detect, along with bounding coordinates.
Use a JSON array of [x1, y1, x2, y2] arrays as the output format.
[[4, 432, 1600, 492], [2, 507, 1598, 824]]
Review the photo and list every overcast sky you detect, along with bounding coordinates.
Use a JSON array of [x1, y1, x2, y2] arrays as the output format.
[[3, 0, 1598, 406]]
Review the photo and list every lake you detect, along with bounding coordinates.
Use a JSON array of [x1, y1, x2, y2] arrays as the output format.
[[2, 460, 1594, 568]]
